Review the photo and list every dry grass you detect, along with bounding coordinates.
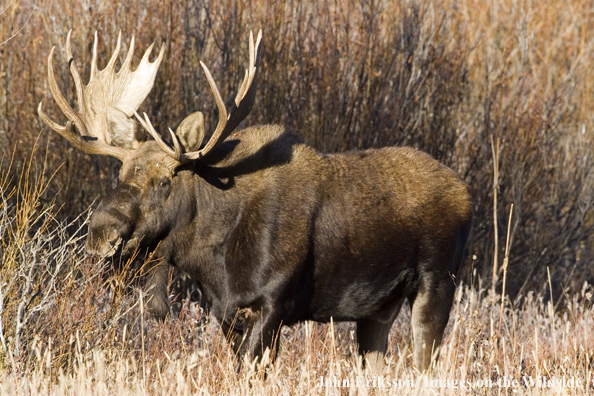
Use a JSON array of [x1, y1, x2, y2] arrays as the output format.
[[1, 0, 594, 394]]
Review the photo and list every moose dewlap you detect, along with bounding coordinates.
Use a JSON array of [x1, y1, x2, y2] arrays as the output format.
[[39, 30, 471, 371]]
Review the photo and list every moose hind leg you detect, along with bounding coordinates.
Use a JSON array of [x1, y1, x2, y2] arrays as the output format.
[[356, 297, 404, 370], [410, 274, 456, 371]]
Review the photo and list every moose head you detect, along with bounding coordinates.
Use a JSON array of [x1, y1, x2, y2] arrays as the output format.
[[39, 30, 260, 256]]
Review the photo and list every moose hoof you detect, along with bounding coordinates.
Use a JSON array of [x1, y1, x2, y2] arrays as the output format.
[[147, 293, 170, 320]]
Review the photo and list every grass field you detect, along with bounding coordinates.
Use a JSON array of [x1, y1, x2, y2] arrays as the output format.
[[1, 0, 594, 394]]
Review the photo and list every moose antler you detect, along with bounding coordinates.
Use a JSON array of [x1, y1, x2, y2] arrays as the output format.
[[135, 30, 262, 163], [38, 30, 164, 161]]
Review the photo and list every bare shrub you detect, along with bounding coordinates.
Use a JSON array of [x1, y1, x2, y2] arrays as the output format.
[[0, 149, 168, 374]]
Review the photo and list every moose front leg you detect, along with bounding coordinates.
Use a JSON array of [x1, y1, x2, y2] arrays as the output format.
[[142, 259, 170, 320], [220, 319, 244, 357], [234, 306, 283, 370]]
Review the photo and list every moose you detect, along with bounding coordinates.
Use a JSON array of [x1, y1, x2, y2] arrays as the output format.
[[38, 30, 471, 371]]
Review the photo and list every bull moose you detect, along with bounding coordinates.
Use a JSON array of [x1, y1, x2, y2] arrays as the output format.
[[38, 30, 472, 371]]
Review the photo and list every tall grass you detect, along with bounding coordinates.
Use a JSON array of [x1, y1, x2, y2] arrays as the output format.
[[0, 0, 593, 394]]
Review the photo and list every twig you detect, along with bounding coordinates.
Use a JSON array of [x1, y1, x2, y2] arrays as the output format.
[[140, 290, 146, 387], [498, 203, 513, 334], [490, 135, 500, 299], [0, 1, 39, 47]]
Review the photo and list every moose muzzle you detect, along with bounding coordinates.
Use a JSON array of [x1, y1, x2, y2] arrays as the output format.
[[86, 183, 142, 258]]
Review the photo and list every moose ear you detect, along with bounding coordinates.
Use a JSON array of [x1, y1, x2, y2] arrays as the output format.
[[107, 106, 146, 150], [176, 112, 205, 152]]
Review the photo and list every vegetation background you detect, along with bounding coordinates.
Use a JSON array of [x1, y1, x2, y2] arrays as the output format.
[[0, 0, 592, 394]]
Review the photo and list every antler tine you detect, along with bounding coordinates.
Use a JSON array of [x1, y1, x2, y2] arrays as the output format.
[[134, 111, 181, 161], [37, 101, 68, 133], [38, 102, 127, 159], [121, 35, 136, 71], [66, 30, 85, 114], [179, 29, 262, 162], [45, 46, 89, 137], [169, 127, 183, 157], [87, 30, 122, 81], [37, 46, 73, 136], [113, 39, 164, 117], [199, 60, 228, 134], [235, 30, 261, 106], [104, 31, 122, 74], [90, 32, 99, 81], [140, 42, 157, 64]]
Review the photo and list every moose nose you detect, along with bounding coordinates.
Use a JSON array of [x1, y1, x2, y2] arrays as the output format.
[[107, 229, 119, 243], [85, 225, 125, 257]]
